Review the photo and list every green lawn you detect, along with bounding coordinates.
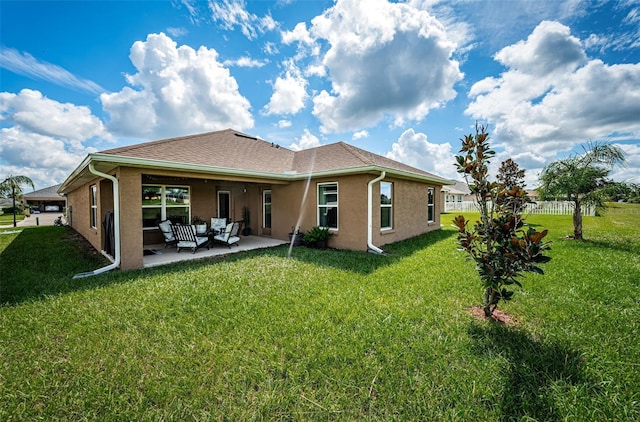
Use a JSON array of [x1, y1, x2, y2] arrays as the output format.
[[0, 213, 25, 224], [1, 207, 639, 420]]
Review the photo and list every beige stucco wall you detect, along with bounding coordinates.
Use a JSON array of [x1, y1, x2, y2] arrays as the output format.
[[66, 177, 103, 254], [374, 177, 441, 248], [271, 174, 441, 252], [66, 165, 443, 270]]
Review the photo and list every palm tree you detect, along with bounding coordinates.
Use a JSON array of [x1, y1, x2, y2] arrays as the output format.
[[538, 143, 626, 240], [0, 175, 35, 227]]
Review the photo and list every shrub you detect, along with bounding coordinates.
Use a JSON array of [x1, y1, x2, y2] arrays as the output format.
[[302, 226, 333, 248]]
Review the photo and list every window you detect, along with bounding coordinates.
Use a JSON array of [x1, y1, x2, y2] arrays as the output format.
[[318, 182, 338, 229], [428, 187, 435, 223], [263, 190, 272, 229], [142, 184, 190, 228], [380, 181, 392, 229], [90, 185, 97, 229]]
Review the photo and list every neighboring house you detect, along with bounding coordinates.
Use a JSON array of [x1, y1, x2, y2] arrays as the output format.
[[59, 129, 453, 270], [441, 180, 471, 211], [22, 184, 66, 212], [527, 190, 540, 202]]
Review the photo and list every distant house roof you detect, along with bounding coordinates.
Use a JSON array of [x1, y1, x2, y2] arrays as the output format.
[[442, 180, 471, 195], [60, 129, 452, 193], [22, 184, 64, 201]]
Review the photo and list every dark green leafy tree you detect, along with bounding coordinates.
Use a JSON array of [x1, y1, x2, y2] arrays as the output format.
[[0, 175, 35, 227], [538, 143, 626, 240], [453, 124, 552, 317], [600, 181, 640, 203]]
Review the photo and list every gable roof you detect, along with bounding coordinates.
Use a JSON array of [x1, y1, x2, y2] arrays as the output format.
[[22, 184, 64, 200], [60, 129, 452, 193], [441, 180, 471, 195]]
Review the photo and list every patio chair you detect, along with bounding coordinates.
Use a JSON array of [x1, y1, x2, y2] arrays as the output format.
[[171, 223, 210, 253], [212, 222, 240, 248], [210, 217, 227, 234], [158, 219, 177, 248]]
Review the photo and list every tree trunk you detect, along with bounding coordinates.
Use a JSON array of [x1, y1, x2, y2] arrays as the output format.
[[483, 287, 497, 317], [572, 200, 583, 240], [12, 185, 17, 228]]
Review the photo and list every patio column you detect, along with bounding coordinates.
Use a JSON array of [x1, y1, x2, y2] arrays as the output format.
[[118, 168, 144, 270]]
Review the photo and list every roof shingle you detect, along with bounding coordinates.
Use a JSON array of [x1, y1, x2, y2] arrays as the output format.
[[98, 128, 449, 182]]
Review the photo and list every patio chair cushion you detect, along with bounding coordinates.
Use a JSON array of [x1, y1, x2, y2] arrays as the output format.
[[171, 224, 210, 253], [210, 217, 227, 234], [158, 219, 177, 248], [213, 222, 240, 247]]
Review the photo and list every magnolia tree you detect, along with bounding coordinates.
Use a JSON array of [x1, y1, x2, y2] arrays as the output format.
[[453, 125, 552, 317]]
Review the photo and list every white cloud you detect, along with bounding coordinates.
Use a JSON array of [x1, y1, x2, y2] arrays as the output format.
[[611, 143, 640, 183], [277, 119, 291, 128], [100, 33, 253, 139], [222, 56, 269, 67], [0, 126, 94, 182], [167, 27, 188, 38], [0, 48, 104, 94], [263, 41, 279, 55], [0, 91, 105, 189], [308, 0, 463, 133], [304, 63, 326, 77], [289, 129, 321, 151], [0, 89, 112, 143], [466, 21, 640, 161], [210, 0, 277, 40], [263, 61, 308, 115], [282, 22, 314, 45], [386, 128, 458, 180], [352, 130, 368, 140]]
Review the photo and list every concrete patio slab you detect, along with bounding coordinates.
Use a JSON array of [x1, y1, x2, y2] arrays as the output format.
[[143, 235, 288, 268]]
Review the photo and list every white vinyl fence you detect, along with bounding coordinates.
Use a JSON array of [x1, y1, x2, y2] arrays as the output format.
[[444, 201, 595, 216]]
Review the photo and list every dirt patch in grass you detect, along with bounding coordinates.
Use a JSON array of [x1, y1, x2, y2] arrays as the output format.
[[470, 305, 519, 326]]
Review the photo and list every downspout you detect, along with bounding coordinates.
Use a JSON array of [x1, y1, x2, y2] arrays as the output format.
[[73, 164, 120, 278], [367, 171, 386, 254]]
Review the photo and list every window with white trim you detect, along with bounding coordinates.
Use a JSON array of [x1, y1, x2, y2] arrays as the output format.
[[380, 181, 392, 230], [142, 184, 190, 228], [318, 182, 338, 229], [427, 187, 435, 223], [90, 184, 97, 229], [263, 190, 272, 229]]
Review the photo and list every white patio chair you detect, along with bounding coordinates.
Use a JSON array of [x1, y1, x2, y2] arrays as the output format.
[[212, 222, 240, 248]]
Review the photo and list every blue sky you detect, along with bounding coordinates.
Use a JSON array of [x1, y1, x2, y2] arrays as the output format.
[[1, 0, 639, 191]]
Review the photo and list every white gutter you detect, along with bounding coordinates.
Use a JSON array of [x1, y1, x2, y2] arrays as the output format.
[[367, 171, 386, 254], [73, 163, 120, 278]]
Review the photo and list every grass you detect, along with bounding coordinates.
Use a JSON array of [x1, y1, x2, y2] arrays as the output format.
[[1, 207, 639, 420], [0, 213, 25, 224]]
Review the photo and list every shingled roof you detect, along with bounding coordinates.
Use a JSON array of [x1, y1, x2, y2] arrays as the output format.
[[60, 129, 451, 193], [22, 184, 64, 200], [101, 128, 447, 181], [101, 129, 295, 174]]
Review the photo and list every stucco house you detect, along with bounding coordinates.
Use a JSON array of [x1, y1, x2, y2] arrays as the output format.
[[59, 129, 452, 271], [442, 180, 472, 212]]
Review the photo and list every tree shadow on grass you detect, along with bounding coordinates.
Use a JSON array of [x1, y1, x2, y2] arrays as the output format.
[[468, 322, 590, 421]]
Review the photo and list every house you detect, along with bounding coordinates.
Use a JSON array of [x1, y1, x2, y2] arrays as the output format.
[[21, 184, 66, 212], [441, 180, 471, 212], [58, 129, 453, 271]]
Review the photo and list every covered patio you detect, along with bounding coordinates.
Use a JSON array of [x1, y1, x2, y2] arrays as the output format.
[[142, 235, 288, 268]]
